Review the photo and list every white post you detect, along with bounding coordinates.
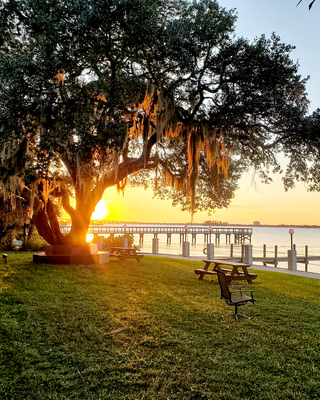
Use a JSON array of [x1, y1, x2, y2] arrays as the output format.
[[288, 249, 297, 270], [207, 243, 214, 260], [244, 244, 253, 265], [182, 225, 190, 257], [182, 241, 190, 257], [152, 238, 159, 254], [123, 224, 128, 247], [97, 236, 104, 251]]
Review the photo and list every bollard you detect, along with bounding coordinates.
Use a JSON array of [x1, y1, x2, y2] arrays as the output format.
[[243, 244, 253, 265], [97, 236, 104, 251], [182, 241, 190, 257], [152, 238, 159, 254], [288, 249, 297, 270], [207, 243, 214, 260]]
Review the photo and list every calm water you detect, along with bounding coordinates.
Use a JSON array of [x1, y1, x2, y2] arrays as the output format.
[[128, 225, 320, 273]]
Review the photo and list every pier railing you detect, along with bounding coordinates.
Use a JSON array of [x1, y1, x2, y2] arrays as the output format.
[[220, 243, 320, 273], [60, 224, 253, 244], [253, 244, 320, 272]]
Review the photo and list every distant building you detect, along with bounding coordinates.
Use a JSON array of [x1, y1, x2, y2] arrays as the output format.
[[253, 221, 261, 226]]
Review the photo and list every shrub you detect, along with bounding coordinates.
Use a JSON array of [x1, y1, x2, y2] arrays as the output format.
[[21, 229, 49, 251], [91, 234, 138, 250], [0, 228, 18, 251]]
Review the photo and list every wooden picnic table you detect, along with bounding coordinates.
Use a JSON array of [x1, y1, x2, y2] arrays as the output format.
[[194, 259, 257, 284], [109, 247, 143, 262]]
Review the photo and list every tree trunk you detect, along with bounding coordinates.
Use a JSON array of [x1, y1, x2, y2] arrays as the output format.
[[62, 187, 96, 246], [26, 188, 95, 247], [32, 205, 93, 247], [66, 207, 93, 246]]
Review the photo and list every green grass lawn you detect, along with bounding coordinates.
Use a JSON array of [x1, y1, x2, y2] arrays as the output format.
[[1, 253, 320, 399]]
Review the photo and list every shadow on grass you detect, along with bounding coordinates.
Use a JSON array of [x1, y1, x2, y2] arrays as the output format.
[[1, 253, 320, 399]]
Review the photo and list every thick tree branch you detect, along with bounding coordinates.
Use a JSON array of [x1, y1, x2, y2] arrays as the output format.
[[93, 132, 158, 198], [61, 193, 77, 220], [46, 199, 66, 244]]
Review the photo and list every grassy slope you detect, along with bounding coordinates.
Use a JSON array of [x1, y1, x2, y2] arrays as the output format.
[[1, 253, 320, 399]]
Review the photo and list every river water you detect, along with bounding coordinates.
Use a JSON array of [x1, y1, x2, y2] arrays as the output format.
[[128, 225, 320, 273]]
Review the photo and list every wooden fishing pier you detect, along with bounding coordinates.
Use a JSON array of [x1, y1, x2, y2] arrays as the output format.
[[60, 224, 252, 245]]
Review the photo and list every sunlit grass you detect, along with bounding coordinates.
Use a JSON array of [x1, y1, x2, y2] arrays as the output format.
[[1, 253, 320, 399]]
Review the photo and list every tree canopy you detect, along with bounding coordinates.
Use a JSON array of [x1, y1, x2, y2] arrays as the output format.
[[0, 0, 309, 246]]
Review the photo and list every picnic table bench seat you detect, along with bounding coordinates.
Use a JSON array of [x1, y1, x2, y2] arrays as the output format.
[[195, 259, 257, 284], [195, 268, 257, 279], [109, 253, 144, 260], [194, 267, 231, 275]]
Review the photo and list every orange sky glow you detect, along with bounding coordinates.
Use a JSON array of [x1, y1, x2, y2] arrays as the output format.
[[97, 170, 320, 226]]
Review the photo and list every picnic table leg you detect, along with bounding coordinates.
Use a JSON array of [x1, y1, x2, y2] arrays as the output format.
[[213, 263, 221, 272], [231, 266, 238, 277], [242, 266, 253, 284], [199, 261, 211, 280]]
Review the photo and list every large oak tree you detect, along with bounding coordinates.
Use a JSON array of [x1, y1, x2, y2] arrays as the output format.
[[0, 0, 309, 246]]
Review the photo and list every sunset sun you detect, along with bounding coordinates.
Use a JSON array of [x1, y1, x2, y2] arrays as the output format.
[[91, 200, 110, 220]]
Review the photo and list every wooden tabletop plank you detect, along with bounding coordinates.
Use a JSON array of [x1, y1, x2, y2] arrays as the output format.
[[202, 259, 250, 268]]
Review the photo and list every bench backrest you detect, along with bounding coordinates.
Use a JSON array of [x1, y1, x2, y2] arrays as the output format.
[[216, 270, 232, 304]]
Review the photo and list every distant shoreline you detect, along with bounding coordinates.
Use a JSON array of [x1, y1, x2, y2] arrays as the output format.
[[203, 224, 320, 228], [60, 219, 320, 228]]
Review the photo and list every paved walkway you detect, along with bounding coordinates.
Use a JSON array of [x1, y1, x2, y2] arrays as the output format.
[[144, 253, 320, 280]]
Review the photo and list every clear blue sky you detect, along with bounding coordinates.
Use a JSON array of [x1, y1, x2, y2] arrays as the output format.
[[222, 0, 320, 112]]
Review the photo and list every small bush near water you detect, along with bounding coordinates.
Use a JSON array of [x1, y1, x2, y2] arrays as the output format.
[[91, 233, 138, 250], [1, 253, 320, 399]]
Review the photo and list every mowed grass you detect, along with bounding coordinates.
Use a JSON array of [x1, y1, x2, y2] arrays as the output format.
[[1, 253, 320, 399]]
